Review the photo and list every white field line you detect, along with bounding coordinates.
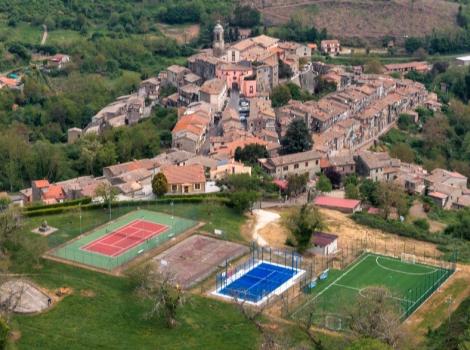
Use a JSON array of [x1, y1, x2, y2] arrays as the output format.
[[335, 283, 412, 303], [375, 256, 438, 276], [291, 253, 370, 318]]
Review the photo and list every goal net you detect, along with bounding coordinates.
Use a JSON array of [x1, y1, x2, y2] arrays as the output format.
[[401, 253, 416, 264], [325, 315, 342, 331]]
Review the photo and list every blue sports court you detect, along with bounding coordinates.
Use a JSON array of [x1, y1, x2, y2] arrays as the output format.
[[216, 261, 304, 304]]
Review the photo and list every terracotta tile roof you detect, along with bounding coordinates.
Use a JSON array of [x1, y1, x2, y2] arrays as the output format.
[[42, 185, 65, 200], [162, 164, 206, 184], [172, 113, 209, 136], [251, 35, 279, 48], [428, 191, 448, 200], [200, 79, 226, 95], [33, 180, 50, 188]]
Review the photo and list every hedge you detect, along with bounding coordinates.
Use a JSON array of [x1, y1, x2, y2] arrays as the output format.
[[351, 212, 447, 244], [23, 196, 230, 217], [25, 197, 92, 212]]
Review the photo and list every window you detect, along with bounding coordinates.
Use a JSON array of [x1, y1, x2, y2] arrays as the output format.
[[283, 166, 288, 171], [249, 86, 253, 93], [195, 183, 201, 190], [232, 52, 236, 62], [171, 185, 177, 192], [316, 160, 319, 165], [184, 186, 189, 193], [305, 162, 309, 167], [294, 164, 299, 169]]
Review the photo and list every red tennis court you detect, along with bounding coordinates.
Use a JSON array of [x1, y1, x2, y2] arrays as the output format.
[[81, 220, 168, 257]]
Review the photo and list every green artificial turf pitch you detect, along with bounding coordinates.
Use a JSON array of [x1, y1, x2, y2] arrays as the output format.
[[291, 253, 453, 326], [50, 209, 197, 271]]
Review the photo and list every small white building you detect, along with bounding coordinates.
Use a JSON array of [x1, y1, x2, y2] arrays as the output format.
[[456, 55, 470, 66], [310, 232, 338, 256]]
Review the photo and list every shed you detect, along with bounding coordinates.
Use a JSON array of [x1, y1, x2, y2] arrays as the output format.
[[310, 232, 338, 256]]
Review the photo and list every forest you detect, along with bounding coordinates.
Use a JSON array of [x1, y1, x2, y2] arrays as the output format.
[[0, 0, 241, 192]]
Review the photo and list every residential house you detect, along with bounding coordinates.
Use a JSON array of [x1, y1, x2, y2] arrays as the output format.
[[166, 65, 191, 87], [320, 40, 341, 55], [209, 159, 252, 180], [259, 149, 322, 179], [172, 112, 210, 154], [199, 79, 228, 112], [162, 164, 206, 194], [31, 180, 66, 204], [47, 54, 71, 70], [355, 151, 401, 182], [278, 41, 312, 57], [216, 63, 257, 97], [384, 61, 430, 74], [188, 52, 220, 81]]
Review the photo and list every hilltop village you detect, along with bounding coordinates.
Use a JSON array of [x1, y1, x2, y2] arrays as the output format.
[[11, 23, 468, 212]]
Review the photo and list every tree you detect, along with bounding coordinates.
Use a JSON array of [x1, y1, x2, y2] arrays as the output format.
[[363, 59, 384, 74], [280, 118, 312, 155], [444, 210, 470, 240], [359, 179, 379, 206], [376, 182, 408, 219], [347, 286, 403, 347], [0, 207, 21, 270], [133, 265, 185, 328], [152, 173, 168, 197], [389, 143, 415, 163], [234, 144, 269, 166], [0, 317, 8, 350], [345, 183, 360, 199], [228, 191, 260, 214], [405, 37, 423, 54], [270, 84, 292, 108], [316, 174, 332, 193], [278, 59, 294, 79], [94, 182, 118, 207], [324, 168, 342, 189], [282, 204, 325, 252], [286, 173, 308, 197]]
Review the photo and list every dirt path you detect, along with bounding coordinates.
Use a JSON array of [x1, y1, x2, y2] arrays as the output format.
[[40, 24, 48, 46], [408, 201, 446, 233]]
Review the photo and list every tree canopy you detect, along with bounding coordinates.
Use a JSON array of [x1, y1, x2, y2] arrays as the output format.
[[280, 119, 312, 155]]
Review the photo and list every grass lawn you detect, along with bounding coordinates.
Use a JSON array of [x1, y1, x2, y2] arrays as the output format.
[[11, 261, 259, 350], [291, 253, 453, 327], [7, 202, 256, 349]]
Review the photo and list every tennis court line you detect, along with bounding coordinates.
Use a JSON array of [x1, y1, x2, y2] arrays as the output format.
[[291, 253, 370, 318], [375, 256, 438, 276]]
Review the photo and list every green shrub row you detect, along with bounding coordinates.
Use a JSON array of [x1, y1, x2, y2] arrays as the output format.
[[24, 196, 229, 217], [25, 197, 92, 212], [351, 212, 447, 244]]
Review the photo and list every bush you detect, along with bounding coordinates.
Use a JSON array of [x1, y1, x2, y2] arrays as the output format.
[[25, 197, 92, 212], [351, 212, 445, 244], [413, 218, 430, 231]]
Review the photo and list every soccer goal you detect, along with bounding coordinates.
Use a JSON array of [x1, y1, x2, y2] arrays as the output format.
[[401, 253, 416, 264], [325, 315, 342, 331]]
